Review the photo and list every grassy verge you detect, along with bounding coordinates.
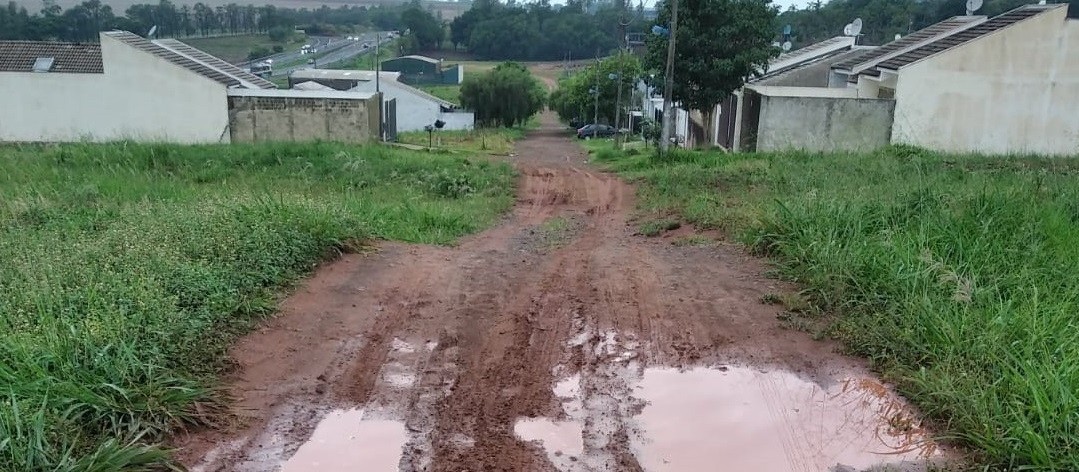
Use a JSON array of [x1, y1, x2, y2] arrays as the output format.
[[416, 84, 461, 105], [398, 126, 530, 155], [592, 145, 1079, 470], [0, 142, 514, 470], [184, 33, 306, 63]]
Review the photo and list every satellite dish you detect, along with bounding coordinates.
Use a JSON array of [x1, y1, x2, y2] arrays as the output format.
[[843, 24, 853, 36], [147, 25, 157, 38], [850, 18, 863, 36], [966, 0, 983, 15], [782, 41, 792, 52], [895, 33, 902, 41]]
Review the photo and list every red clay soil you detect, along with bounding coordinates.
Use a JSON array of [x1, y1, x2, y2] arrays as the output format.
[[172, 113, 940, 472]]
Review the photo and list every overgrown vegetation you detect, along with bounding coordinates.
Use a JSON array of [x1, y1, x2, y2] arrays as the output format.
[[460, 62, 547, 128], [0, 142, 514, 470], [398, 127, 527, 154], [593, 145, 1079, 470]]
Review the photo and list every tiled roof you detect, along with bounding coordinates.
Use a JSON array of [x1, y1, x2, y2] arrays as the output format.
[[103, 30, 240, 87], [876, 5, 1060, 72], [831, 16, 986, 73], [153, 38, 276, 89], [0, 41, 103, 73], [774, 36, 853, 64]]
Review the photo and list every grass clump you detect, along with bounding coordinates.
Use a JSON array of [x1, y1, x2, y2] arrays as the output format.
[[599, 144, 1079, 470], [0, 141, 514, 470], [398, 127, 527, 155]]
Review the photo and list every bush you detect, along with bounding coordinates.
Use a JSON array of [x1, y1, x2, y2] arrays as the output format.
[[460, 62, 546, 128], [272, 44, 284, 53], [247, 46, 271, 61]]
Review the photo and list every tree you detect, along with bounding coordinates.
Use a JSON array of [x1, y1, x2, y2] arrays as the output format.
[[401, 1, 443, 51], [550, 52, 642, 127], [646, 0, 777, 146], [460, 62, 547, 128]]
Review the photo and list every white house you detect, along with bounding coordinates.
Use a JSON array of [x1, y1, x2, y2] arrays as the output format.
[[0, 31, 275, 143], [841, 4, 1079, 155], [348, 72, 475, 132], [289, 68, 475, 133]]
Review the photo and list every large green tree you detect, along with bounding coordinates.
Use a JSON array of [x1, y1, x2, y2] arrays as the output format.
[[460, 62, 547, 128], [549, 52, 643, 127], [400, 0, 444, 52], [646, 0, 777, 143]]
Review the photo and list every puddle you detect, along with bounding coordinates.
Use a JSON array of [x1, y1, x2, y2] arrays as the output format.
[[514, 418, 585, 457], [631, 367, 937, 471], [281, 409, 407, 472]]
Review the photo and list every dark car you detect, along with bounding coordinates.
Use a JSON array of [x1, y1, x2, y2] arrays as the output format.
[[576, 124, 618, 139]]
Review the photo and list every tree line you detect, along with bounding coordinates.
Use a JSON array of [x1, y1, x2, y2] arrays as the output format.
[[450, 0, 651, 61], [0, 0, 414, 42]]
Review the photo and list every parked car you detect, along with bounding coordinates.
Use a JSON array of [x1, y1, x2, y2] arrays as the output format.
[[576, 124, 618, 139]]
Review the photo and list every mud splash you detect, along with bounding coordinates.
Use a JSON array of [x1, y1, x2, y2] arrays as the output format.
[[631, 367, 937, 471], [281, 409, 407, 472]]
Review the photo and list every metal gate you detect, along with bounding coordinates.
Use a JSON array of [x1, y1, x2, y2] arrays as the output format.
[[384, 98, 398, 142]]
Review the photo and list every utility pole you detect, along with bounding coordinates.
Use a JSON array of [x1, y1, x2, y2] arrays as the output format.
[[593, 50, 600, 139], [375, 32, 383, 142], [614, 0, 628, 145], [659, 0, 679, 153]]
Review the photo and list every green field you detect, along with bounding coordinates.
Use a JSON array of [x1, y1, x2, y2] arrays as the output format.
[[184, 33, 306, 63], [416, 84, 462, 105], [592, 145, 1079, 470], [0, 142, 514, 470]]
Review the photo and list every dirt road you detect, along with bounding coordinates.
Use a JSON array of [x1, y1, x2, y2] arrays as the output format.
[[176, 114, 943, 471]]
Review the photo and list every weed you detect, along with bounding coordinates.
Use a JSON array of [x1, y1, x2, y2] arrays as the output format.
[[639, 218, 681, 237], [595, 144, 1079, 470], [0, 141, 514, 470]]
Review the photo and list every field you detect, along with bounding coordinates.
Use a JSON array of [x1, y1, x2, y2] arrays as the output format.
[[416, 84, 462, 105], [184, 33, 306, 63], [591, 144, 1079, 470], [0, 142, 515, 470]]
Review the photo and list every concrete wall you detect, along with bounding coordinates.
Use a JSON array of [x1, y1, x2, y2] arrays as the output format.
[[228, 93, 380, 143], [892, 7, 1079, 155], [755, 94, 895, 152], [351, 80, 473, 132], [0, 34, 229, 143]]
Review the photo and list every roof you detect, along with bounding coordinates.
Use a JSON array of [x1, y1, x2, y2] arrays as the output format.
[[0, 41, 103, 73], [386, 55, 440, 65], [227, 88, 377, 100], [770, 36, 855, 71], [288, 68, 402, 82], [292, 80, 335, 91], [756, 36, 859, 83], [104, 31, 241, 87], [831, 16, 986, 75], [876, 5, 1063, 72], [153, 38, 276, 89], [347, 75, 458, 109]]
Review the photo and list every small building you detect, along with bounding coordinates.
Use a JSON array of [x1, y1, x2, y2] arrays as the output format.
[[380, 55, 463, 85], [730, 4, 1079, 156], [348, 71, 474, 132], [0, 31, 380, 144]]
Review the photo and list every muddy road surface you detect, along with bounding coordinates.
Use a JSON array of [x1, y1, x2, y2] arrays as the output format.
[[176, 114, 944, 472]]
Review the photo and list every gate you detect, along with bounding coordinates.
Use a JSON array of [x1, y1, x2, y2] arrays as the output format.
[[384, 98, 398, 142]]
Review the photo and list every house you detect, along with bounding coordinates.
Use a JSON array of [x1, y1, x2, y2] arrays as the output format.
[[380, 55, 463, 85], [0, 31, 380, 144], [844, 4, 1079, 155], [712, 35, 867, 149], [348, 71, 474, 132], [735, 4, 1079, 156]]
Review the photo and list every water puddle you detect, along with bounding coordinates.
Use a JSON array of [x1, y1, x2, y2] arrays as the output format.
[[514, 418, 585, 457], [631, 367, 937, 471], [281, 409, 407, 472]]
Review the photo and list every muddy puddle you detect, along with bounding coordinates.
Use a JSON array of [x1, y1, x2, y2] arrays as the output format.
[[515, 365, 938, 472], [280, 409, 407, 472]]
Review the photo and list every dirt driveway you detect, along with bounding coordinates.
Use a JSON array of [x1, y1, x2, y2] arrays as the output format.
[[176, 114, 943, 471]]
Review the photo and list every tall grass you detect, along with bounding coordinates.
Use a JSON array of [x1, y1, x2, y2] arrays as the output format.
[[596, 145, 1079, 470], [0, 141, 514, 470]]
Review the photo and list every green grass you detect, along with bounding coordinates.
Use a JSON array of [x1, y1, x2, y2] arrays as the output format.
[[416, 84, 461, 105], [184, 33, 306, 63], [0, 141, 515, 470], [594, 145, 1079, 470], [398, 127, 529, 155]]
